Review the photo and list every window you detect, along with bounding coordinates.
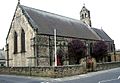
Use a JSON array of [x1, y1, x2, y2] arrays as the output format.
[[85, 13, 88, 17], [21, 29, 25, 52], [81, 14, 84, 19], [85, 13, 87, 17], [90, 43, 93, 55], [111, 44, 113, 52], [14, 31, 18, 54]]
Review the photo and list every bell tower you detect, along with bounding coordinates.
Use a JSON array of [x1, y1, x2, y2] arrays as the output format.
[[80, 4, 92, 27]]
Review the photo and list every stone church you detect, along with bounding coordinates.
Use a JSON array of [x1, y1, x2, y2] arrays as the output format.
[[6, 1, 115, 67]]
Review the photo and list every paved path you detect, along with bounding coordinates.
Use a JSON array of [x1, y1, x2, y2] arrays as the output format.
[[0, 67, 120, 83]]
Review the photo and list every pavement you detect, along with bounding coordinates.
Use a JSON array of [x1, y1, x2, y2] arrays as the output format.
[[0, 67, 120, 83]]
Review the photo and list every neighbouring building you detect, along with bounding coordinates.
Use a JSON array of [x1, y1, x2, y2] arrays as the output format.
[[6, 2, 115, 67], [0, 49, 5, 67]]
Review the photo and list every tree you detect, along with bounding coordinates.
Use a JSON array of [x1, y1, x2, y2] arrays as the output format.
[[68, 39, 86, 64], [92, 41, 108, 62]]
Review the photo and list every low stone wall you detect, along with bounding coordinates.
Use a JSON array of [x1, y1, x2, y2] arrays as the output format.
[[0, 65, 86, 78], [0, 62, 120, 78], [111, 52, 120, 62], [96, 61, 120, 71]]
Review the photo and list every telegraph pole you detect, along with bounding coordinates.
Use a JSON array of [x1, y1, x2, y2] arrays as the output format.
[[54, 29, 57, 66]]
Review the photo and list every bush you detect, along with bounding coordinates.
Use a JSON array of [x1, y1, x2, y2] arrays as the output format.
[[68, 39, 86, 64], [92, 41, 108, 62]]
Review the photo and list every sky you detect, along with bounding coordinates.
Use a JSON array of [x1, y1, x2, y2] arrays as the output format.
[[0, 0, 120, 50]]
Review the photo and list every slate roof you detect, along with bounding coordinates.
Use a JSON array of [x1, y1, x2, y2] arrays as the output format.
[[92, 28, 113, 41], [19, 5, 100, 40]]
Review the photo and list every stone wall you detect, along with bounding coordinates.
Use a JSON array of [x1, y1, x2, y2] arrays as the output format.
[[96, 61, 120, 71], [0, 65, 85, 78], [111, 52, 120, 62], [0, 62, 120, 78]]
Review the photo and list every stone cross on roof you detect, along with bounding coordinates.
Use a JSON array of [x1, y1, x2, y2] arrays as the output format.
[[83, 3, 85, 6]]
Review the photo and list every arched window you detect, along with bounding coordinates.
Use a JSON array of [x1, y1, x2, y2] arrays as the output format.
[[85, 13, 88, 17], [14, 31, 18, 54], [85, 13, 86, 17], [82, 14, 84, 19], [21, 29, 25, 52], [90, 43, 93, 55]]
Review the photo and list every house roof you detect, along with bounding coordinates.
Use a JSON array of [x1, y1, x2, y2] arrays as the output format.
[[19, 5, 100, 40], [92, 28, 113, 42]]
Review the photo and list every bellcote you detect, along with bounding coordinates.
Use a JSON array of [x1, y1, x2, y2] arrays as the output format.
[[80, 5, 92, 27]]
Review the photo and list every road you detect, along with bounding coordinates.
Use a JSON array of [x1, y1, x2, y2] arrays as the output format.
[[0, 68, 120, 83], [0, 75, 46, 83]]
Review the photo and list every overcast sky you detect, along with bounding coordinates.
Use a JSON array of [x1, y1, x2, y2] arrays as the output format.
[[0, 0, 120, 50]]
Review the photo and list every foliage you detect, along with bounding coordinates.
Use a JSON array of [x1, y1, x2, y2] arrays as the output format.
[[68, 39, 86, 64], [92, 41, 108, 62]]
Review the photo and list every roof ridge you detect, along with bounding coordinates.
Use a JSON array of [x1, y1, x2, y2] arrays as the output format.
[[20, 5, 84, 24]]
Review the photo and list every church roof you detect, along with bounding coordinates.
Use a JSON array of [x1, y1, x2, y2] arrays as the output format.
[[19, 5, 100, 40], [92, 28, 113, 42]]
